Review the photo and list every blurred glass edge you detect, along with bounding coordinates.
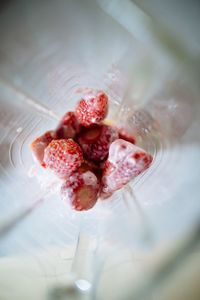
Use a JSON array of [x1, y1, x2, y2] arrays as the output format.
[[96, 0, 200, 90]]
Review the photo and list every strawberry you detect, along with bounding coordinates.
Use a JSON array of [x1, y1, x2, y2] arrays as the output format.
[[61, 170, 100, 211], [78, 124, 118, 162], [118, 128, 136, 144], [56, 111, 80, 139], [30, 130, 57, 167], [100, 139, 153, 198], [78, 160, 103, 179], [43, 139, 84, 177], [75, 90, 108, 126]]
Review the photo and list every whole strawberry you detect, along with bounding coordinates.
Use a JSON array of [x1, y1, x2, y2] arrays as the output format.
[[30, 130, 57, 167], [101, 139, 153, 198], [61, 170, 100, 211], [75, 90, 108, 126], [43, 139, 83, 177], [78, 124, 118, 162], [56, 111, 80, 139]]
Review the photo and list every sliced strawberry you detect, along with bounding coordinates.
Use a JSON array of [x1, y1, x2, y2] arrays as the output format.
[[79, 124, 102, 142], [56, 111, 80, 139], [61, 170, 100, 211], [43, 139, 84, 177], [100, 139, 153, 198], [78, 124, 118, 162], [75, 90, 108, 126], [78, 160, 102, 178], [118, 128, 136, 144], [30, 130, 57, 167]]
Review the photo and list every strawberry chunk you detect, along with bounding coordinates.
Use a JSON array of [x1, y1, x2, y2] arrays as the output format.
[[43, 139, 84, 177], [100, 139, 153, 198], [118, 128, 136, 144], [79, 160, 103, 179], [75, 90, 108, 126], [61, 170, 100, 211], [78, 124, 118, 162], [30, 130, 57, 167], [56, 111, 80, 139]]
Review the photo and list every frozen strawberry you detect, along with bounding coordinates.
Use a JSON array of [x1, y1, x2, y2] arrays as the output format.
[[75, 90, 108, 126], [118, 128, 136, 144], [78, 160, 102, 179], [100, 139, 153, 198], [43, 139, 84, 177], [61, 170, 100, 211], [78, 124, 118, 162], [30, 130, 57, 167], [103, 120, 136, 144], [56, 111, 80, 139]]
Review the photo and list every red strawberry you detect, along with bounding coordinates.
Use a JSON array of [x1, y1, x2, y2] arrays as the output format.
[[75, 90, 108, 126], [30, 130, 57, 167], [61, 170, 100, 211], [118, 128, 136, 144], [78, 124, 118, 162], [78, 160, 103, 179], [43, 139, 84, 177], [100, 139, 153, 198], [56, 111, 80, 139]]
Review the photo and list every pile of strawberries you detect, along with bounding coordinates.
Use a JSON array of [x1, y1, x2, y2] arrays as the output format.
[[30, 90, 152, 211]]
